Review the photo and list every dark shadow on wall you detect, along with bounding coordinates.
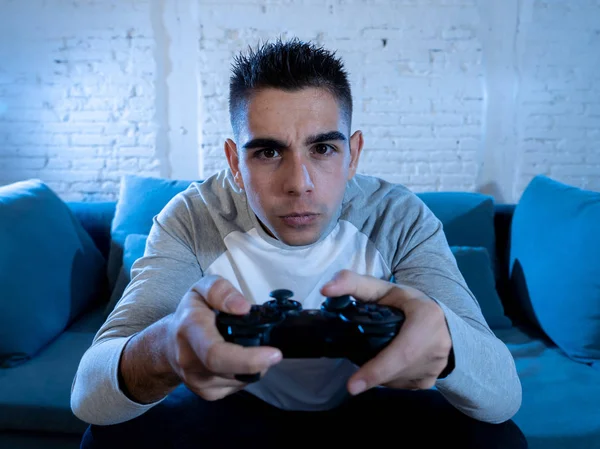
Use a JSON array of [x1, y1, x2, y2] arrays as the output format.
[[476, 181, 506, 204]]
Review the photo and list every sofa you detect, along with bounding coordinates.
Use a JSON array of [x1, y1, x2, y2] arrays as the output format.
[[0, 172, 599, 449]]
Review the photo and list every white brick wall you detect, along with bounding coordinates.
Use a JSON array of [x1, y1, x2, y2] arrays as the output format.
[[198, 0, 484, 193], [0, 0, 162, 201], [0, 0, 598, 202], [513, 0, 600, 199]]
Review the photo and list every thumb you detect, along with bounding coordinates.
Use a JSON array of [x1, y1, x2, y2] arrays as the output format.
[[320, 270, 394, 303], [192, 275, 251, 315]]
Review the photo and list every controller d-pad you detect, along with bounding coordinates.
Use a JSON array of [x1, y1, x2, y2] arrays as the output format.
[[217, 304, 284, 328], [245, 305, 265, 324]]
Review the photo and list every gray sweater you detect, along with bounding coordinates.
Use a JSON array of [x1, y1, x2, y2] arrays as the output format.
[[71, 169, 522, 426]]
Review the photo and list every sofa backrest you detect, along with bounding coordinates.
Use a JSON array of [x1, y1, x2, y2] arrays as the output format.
[[66, 201, 116, 260], [492, 204, 523, 324]]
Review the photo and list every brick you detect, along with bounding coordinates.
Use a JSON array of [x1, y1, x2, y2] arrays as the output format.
[[71, 134, 116, 147], [0, 157, 47, 170], [72, 158, 107, 170], [68, 110, 115, 122], [45, 158, 72, 170]]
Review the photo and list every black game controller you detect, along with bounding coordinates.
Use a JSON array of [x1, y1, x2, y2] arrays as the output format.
[[215, 289, 406, 383]]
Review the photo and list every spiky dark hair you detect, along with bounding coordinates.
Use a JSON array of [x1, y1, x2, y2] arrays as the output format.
[[229, 38, 353, 138]]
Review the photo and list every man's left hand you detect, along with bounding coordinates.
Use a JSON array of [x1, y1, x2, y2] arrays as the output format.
[[320, 270, 453, 395]]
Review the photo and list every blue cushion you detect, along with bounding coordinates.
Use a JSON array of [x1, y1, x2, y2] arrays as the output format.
[[123, 233, 149, 275], [0, 305, 107, 434], [0, 179, 106, 368], [417, 192, 498, 278], [451, 246, 512, 329], [509, 174, 600, 365], [107, 174, 197, 291], [495, 325, 600, 449]]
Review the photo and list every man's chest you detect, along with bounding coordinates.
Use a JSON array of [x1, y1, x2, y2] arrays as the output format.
[[203, 221, 391, 309]]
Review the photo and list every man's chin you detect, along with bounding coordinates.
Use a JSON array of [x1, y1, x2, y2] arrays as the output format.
[[278, 233, 320, 247], [274, 227, 323, 247]]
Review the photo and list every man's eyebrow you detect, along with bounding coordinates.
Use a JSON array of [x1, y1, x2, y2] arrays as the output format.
[[241, 131, 346, 150], [242, 138, 288, 150], [305, 131, 347, 145]]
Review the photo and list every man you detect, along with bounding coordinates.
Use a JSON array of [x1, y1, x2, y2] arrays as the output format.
[[72, 38, 527, 448]]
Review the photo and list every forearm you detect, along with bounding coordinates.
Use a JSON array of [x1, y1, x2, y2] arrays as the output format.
[[434, 301, 522, 424], [118, 315, 181, 405], [70, 317, 180, 426]]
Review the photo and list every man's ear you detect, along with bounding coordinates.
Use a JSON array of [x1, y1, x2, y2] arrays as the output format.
[[348, 130, 364, 180], [224, 138, 244, 190]]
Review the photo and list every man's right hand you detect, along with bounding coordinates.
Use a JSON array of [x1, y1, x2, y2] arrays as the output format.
[[163, 275, 283, 401]]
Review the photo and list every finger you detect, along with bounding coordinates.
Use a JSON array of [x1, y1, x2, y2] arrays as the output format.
[[186, 365, 274, 387], [346, 307, 433, 394], [185, 373, 246, 388], [384, 377, 436, 391], [321, 270, 430, 309], [203, 341, 282, 375], [184, 318, 282, 375], [346, 332, 409, 395], [184, 372, 244, 389], [191, 275, 251, 315], [320, 269, 394, 302], [187, 384, 246, 402]]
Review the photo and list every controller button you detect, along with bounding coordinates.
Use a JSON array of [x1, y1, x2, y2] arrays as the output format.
[[369, 312, 383, 320], [358, 303, 377, 312], [379, 308, 392, 317]]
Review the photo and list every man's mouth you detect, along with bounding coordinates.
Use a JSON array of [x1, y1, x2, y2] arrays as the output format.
[[279, 212, 320, 227]]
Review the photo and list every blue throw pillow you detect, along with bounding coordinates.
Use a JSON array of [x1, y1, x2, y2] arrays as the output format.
[[509, 175, 600, 365], [0, 179, 106, 367], [107, 174, 198, 292], [417, 192, 498, 279], [451, 246, 512, 330]]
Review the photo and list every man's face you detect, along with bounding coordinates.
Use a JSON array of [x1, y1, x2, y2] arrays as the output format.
[[225, 87, 363, 246]]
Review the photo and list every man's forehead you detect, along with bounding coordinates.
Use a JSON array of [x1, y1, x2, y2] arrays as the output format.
[[240, 87, 347, 140]]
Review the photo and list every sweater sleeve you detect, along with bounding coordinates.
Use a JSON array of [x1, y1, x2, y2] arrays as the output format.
[[70, 192, 203, 426], [392, 199, 522, 424]]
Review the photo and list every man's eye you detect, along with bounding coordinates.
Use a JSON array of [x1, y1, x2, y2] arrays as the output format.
[[314, 144, 333, 155], [257, 148, 279, 159]]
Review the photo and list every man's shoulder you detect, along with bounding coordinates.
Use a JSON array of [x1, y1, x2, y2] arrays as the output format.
[[341, 174, 441, 268], [169, 168, 243, 212], [163, 168, 253, 235], [342, 173, 427, 219]]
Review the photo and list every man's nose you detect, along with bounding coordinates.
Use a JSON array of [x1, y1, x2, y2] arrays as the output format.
[[282, 155, 314, 195]]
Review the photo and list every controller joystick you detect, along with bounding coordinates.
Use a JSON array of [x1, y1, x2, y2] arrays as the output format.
[[265, 288, 302, 313], [321, 294, 352, 312], [215, 289, 407, 384]]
